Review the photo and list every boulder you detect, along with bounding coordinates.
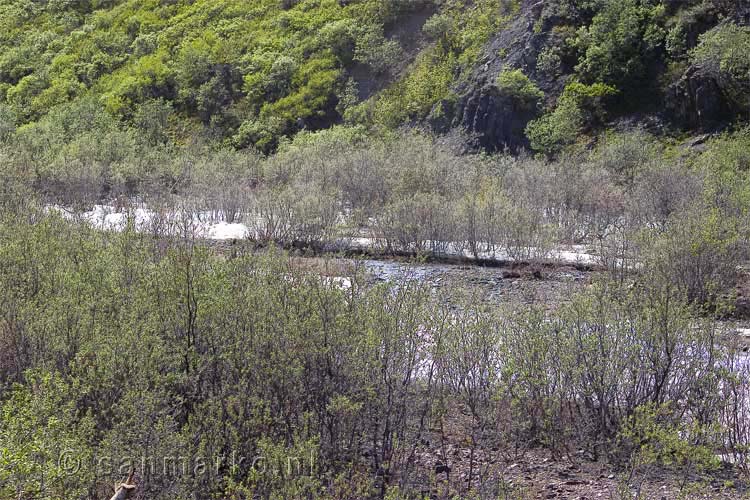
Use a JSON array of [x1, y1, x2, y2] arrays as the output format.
[[453, 85, 540, 152], [666, 65, 731, 130]]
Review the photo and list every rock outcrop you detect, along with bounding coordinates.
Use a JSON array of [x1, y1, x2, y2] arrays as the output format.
[[430, 0, 749, 150], [666, 66, 731, 130], [664, 2, 748, 131], [436, 1, 568, 151], [451, 85, 541, 152]]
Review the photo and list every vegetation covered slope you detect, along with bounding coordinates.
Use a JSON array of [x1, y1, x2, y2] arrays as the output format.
[[0, 0, 516, 152], [0, 0, 404, 149], [1, 0, 748, 154]]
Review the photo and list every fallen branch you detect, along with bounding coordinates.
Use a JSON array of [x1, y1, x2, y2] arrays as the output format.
[[108, 469, 136, 500]]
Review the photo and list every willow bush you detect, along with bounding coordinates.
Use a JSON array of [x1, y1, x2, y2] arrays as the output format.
[[0, 211, 747, 498]]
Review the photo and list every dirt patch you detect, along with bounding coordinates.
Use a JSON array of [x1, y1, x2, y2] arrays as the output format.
[[400, 404, 747, 499]]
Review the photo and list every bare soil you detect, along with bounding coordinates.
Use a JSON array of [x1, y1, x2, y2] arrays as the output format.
[[403, 404, 748, 499]]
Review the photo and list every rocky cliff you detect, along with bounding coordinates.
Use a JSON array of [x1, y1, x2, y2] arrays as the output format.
[[436, 0, 750, 152]]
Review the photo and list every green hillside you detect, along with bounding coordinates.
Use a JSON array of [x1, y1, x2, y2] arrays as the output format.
[[0, 0, 513, 151], [1, 0, 748, 154]]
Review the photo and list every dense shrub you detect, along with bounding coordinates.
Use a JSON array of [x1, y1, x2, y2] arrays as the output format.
[[496, 69, 544, 109], [526, 82, 616, 155], [695, 127, 750, 173], [691, 23, 750, 111], [574, 0, 666, 91], [354, 26, 404, 75], [525, 92, 585, 154], [4, 2, 750, 497], [642, 204, 745, 307], [0, 373, 95, 499], [590, 128, 662, 187], [0, 0, 433, 147], [0, 213, 742, 499]]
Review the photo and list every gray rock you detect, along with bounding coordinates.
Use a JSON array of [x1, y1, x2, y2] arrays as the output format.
[[666, 65, 731, 131], [436, 0, 563, 152], [454, 85, 540, 152]]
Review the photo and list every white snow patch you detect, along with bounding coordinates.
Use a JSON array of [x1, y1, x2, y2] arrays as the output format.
[[207, 221, 249, 240], [548, 246, 599, 265], [47, 203, 605, 266], [48, 204, 251, 240]]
